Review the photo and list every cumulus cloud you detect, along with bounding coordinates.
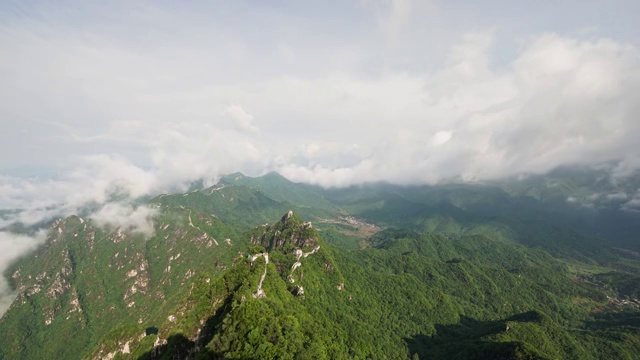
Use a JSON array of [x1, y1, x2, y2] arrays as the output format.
[[277, 33, 640, 186], [0, 231, 47, 315], [1, 27, 639, 193], [1, 3, 639, 190]]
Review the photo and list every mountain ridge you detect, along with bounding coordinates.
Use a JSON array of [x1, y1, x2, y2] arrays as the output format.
[[1, 170, 639, 359]]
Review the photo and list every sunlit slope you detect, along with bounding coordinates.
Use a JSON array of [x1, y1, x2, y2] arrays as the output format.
[[91, 213, 640, 360], [0, 206, 246, 360]]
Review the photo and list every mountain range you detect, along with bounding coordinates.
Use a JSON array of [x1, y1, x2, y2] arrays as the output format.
[[1, 169, 640, 359]]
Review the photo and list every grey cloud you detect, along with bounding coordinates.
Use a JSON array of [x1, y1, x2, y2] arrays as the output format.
[[622, 190, 640, 211], [607, 192, 629, 201]]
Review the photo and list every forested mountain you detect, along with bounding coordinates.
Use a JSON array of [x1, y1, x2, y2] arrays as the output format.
[[1, 171, 640, 359]]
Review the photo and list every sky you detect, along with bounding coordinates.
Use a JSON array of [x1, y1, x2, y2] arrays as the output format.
[[1, 1, 640, 187], [0, 0, 640, 312]]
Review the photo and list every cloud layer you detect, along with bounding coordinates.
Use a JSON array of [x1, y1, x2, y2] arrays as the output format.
[[278, 33, 640, 185], [1, 2, 639, 189], [0, 231, 47, 315], [0, 0, 638, 213]]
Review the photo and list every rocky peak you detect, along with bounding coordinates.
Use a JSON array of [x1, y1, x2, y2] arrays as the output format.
[[250, 211, 319, 252]]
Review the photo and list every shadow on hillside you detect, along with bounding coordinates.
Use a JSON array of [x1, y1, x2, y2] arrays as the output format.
[[584, 310, 640, 331], [137, 294, 233, 360], [405, 312, 542, 360], [137, 334, 213, 360]]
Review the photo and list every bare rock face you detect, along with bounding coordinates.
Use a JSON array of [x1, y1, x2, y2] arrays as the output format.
[[250, 211, 320, 252]]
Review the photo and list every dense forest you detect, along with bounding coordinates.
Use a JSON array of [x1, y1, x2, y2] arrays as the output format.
[[1, 171, 640, 359]]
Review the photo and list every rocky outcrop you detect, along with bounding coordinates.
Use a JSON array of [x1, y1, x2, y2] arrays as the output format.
[[288, 246, 320, 284], [250, 211, 319, 252], [249, 253, 269, 298]]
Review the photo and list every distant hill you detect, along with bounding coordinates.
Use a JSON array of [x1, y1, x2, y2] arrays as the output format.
[[219, 171, 337, 211]]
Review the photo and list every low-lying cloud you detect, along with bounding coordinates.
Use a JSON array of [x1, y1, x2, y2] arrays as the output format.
[[90, 203, 157, 237], [0, 231, 47, 315]]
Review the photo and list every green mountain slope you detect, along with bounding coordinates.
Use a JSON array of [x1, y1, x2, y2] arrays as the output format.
[[219, 172, 337, 211], [80, 212, 640, 360], [152, 184, 336, 231], [0, 206, 247, 360], [1, 170, 640, 359], [320, 181, 636, 259]]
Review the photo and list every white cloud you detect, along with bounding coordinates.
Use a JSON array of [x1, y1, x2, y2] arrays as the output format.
[[431, 131, 453, 146], [0, 30, 638, 189], [90, 203, 157, 237], [275, 33, 640, 186], [224, 104, 259, 133], [0, 231, 47, 315], [0, 16, 639, 188]]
